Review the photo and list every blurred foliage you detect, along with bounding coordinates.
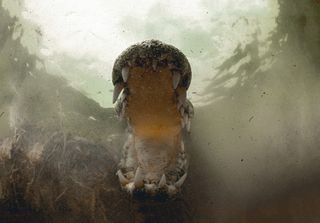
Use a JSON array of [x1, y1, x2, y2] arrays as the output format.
[[204, 0, 320, 103], [0, 0, 122, 143]]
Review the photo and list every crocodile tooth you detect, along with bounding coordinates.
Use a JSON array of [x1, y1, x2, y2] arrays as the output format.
[[119, 101, 127, 120], [184, 113, 189, 125], [159, 174, 167, 188], [167, 185, 177, 195], [127, 119, 133, 132], [180, 107, 185, 116], [152, 59, 157, 71], [186, 119, 191, 133], [122, 67, 129, 82], [178, 91, 186, 105], [182, 159, 188, 168], [134, 167, 144, 188], [172, 71, 181, 89], [116, 170, 129, 186], [186, 100, 194, 117], [168, 62, 177, 69], [126, 170, 135, 180], [181, 141, 185, 152], [181, 118, 185, 128], [115, 102, 122, 117], [113, 83, 124, 104], [145, 183, 157, 194], [125, 182, 135, 194], [119, 91, 127, 103], [175, 173, 187, 188]]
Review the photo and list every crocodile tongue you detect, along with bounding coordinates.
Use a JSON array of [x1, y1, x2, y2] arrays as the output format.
[[134, 136, 178, 183]]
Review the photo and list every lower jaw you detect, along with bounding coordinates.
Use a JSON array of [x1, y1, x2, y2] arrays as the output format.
[[117, 132, 188, 196]]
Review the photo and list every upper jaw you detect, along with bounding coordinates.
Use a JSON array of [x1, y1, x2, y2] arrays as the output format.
[[111, 39, 192, 91], [111, 40, 194, 134]]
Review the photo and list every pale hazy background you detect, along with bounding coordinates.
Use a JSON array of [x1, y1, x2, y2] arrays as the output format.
[[2, 0, 278, 107], [3, 1, 320, 222]]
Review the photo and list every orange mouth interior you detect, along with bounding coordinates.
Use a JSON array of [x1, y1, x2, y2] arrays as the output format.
[[126, 66, 184, 140]]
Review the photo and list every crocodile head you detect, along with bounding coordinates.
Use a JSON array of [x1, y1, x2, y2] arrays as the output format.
[[112, 40, 193, 196]]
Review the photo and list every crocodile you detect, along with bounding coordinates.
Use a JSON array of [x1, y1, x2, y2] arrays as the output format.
[[112, 40, 194, 196]]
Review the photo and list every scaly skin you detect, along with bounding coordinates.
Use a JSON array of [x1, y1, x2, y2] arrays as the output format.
[[112, 40, 194, 196]]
